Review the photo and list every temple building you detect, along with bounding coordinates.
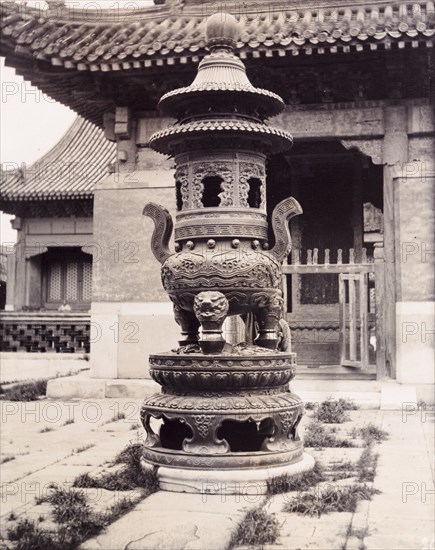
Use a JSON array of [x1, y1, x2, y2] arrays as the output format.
[[0, 0, 433, 401]]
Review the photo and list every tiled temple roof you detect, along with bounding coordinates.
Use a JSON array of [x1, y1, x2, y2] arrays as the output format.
[[1, 117, 116, 201], [1, 1, 433, 72]]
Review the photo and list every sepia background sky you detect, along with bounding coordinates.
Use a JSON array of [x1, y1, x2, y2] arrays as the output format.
[[1, 1, 154, 243]]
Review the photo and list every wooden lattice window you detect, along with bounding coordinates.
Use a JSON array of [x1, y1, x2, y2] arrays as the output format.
[[44, 249, 92, 310]]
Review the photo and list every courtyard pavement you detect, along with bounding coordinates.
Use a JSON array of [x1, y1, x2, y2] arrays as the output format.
[[0, 394, 433, 550]]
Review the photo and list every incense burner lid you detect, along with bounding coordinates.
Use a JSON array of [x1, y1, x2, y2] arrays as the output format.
[[157, 13, 286, 121]]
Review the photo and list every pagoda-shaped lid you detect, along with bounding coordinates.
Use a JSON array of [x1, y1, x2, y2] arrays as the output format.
[[158, 13, 285, 120]]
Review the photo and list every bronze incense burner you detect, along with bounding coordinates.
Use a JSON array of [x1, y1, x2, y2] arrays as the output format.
[[141, 13, 311, 492]]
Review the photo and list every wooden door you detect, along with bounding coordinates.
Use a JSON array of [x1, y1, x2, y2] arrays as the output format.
[[338, 272, 369, 369]]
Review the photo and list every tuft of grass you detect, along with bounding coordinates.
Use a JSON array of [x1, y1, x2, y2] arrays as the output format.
[[349, 526, 369, 540], [267, 462, 325, 495], [62, 419, 75, 426], [25, 487, 140, 549], [74, 444, 94, 454], [284, 484, 380, 517], [357, 423, 389, 446], [304, 422, 356, 448], [0, 379, 48, 401], [315, 398, 357, 424], [39, 426, 53, 433], [356, 447, 379, 482], [105, 498, 137, 522], [228, 506, 280, 549], [130, 423, 140, 430], [7, 518, 56, 549], [103, 412, 126, 425], [330, 460, 357, 481], [73, 443, 159, 493], [8, 512, 17, 521], [1, 455, 16, 464]]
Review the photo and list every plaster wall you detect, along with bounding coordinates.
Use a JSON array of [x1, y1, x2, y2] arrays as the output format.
[[393, 132, 434, 385], [90, 161, 179, 379]]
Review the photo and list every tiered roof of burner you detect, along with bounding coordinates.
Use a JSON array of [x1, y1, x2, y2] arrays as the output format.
[[149, 13, 293, 156]]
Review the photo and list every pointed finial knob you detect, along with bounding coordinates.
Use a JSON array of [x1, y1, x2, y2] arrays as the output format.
[[205, 12, 239, 50]]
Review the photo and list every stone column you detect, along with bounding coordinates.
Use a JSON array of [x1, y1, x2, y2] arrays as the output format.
[[5, 249, 16, 311], [382, 105, 408, 379], [90, 109, 180, 381]]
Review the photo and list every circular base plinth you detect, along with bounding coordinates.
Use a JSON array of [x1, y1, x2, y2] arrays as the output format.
[[152, 452, 315, 495]]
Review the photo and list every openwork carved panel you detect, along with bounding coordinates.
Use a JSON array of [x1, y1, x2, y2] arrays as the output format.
[[191, 161, 235, 208], [239, 161, 266, 209]]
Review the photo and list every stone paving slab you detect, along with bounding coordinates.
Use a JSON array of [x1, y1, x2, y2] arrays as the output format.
[[346, 410, 434, 550], [0, 399, 143, 532], [1, 400, 434, 550], [81, 492, 254, 550]]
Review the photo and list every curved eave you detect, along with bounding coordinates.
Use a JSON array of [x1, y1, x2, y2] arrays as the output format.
[[1, 117, 116, 201], [1, 2, 433, 72], [149, 119, 293, 155], [159, 85, 285, 119]]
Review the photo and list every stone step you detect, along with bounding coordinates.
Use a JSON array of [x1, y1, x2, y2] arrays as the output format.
[[46, 372, 427, 411]]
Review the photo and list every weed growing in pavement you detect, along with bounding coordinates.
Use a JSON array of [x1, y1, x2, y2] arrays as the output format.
[[1, 455, 16, 464], [39, 426, 53, 433], [62, 419, 75, 426], [7, 518, 56, 549], [315, 398, 357, 423], [20, 486, 141, 549], [304, 421, 356, 448], [344, 525, 370, 550], [227, 506, 280, 549], [354, 423, 389, 445], [284, 484, 380, 517], [356, 447, 379, 482], [73, 443, 159, 493], [102, 412, 126, 425], [73, 444, 95, 454], [0, 379, 48, 401], [267, 461, 326, 495], [330, 460, 357, 481]]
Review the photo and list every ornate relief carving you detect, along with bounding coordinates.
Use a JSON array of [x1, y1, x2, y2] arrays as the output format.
[[143, 202, 173, 265], [194, 291, 229, 324], [175, 165, 189, 210], [142, 445, 303, 470], [239, 161, 266, 208], [191, 172, 205, 209], [340, 138, 383, 165], [364, 202, 383, 232], [175, 223, 268, 240], [191, 161, 235, 208], [270, 197, 303, 262], [192, 414, 215, 438], [194, 291, 229, 353], [218, 171, 234, 207]]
